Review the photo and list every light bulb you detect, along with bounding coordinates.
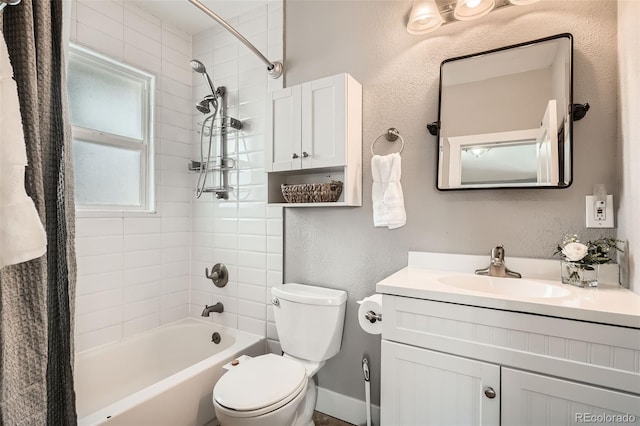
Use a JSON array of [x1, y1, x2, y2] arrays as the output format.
[[466, 0, 482, 8]]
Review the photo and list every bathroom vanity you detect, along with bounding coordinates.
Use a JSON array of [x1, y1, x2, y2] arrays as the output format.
[[377, 252, 640, 426]]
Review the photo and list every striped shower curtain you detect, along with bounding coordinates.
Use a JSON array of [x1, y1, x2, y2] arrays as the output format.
[[1, 0, 77, 424]]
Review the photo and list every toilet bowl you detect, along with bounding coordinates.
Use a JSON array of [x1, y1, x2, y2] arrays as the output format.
[[212, 283, 347, 426], [213, 354, 317, 426]]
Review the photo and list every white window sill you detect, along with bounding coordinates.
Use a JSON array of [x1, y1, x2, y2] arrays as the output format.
[[75, 209, 158, 219]]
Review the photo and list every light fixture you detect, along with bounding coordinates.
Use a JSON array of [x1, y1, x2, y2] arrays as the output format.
[[466, 147, 491, 158], [407, 0, 539, 36], [454, 0, 496, 21], [407, 0, 443, 34]]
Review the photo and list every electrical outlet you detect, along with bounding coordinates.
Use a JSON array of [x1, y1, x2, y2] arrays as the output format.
[[585, 195, 614, 228]]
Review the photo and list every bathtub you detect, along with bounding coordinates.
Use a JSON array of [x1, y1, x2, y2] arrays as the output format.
[[75, 319, 264, 426]]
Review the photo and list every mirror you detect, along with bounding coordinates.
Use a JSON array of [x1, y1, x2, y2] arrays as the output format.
[[436, 34, 573, 190]]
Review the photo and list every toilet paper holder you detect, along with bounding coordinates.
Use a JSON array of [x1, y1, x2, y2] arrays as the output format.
[[364, 311, 382, 324]]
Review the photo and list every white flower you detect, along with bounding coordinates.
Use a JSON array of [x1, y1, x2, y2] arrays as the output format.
[[562, 242, 588, 262]]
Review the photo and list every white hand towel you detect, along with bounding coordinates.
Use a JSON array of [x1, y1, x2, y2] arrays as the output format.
[[0, 33, 47, 268], [372, 152, 406, 229]]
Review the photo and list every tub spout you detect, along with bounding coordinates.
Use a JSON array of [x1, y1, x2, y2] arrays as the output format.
[[201, 302, 224, 317]]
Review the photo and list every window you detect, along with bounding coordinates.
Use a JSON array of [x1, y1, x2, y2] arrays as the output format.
[[67, 44, 155, 212]]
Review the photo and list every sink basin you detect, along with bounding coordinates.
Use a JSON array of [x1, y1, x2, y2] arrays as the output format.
[[438, 275, 571, 299]]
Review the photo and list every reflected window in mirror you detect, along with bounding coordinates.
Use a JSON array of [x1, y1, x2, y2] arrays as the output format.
[[436, 33, 573, 190]]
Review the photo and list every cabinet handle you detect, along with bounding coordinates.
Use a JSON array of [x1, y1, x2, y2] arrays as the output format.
[[484, 387, 496, 399], [292, 153, 299, 159], [302, 151, 309, 158]]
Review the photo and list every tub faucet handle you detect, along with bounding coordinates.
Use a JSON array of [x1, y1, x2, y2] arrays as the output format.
[[205, 263, 229, 288]]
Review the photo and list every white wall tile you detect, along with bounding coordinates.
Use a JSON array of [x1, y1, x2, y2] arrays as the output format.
[[76, 271, 122, 296], [124, 6, 161, 40], [77, 23, 124, 61], [76, 290, 123, 316], [77, 2, 124, 40], [124, 297, 160, 322], [75, 236, 122, 256], [76, 218, 122, 238], [77, 253, 123, 276], [123, 312, 160, 337], [124, 44, 162, 74], [75, 325, 122, 353], [76, 307, 123, 335], [238, 316, 265, 335], [162, 305, 189, 325], [124, 26, 161, 56], [124, 281, 160, 303]]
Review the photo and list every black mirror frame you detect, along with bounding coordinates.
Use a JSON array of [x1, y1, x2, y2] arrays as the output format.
[[432, 33, 579, 191]]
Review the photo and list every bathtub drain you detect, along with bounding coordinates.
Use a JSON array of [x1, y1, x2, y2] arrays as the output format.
[[211, 332, 221, 344]]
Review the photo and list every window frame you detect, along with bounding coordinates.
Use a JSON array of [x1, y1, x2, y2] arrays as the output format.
[[68, 43, 155, 213]]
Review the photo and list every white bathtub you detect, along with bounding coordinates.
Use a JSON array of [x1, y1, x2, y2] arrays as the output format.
[[75, 319, 264, 426]]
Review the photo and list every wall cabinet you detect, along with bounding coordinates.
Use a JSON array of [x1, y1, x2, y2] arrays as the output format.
[[265, 73, 362, 206], [380, 296, 640, 425]]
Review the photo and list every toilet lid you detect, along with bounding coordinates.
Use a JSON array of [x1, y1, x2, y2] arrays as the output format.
[[214, 354, 306, 412]]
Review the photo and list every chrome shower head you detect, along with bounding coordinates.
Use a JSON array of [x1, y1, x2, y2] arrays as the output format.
[[190, 59, 216, 97], [196, 95, 216, 114], [190, 59, 207, 74]]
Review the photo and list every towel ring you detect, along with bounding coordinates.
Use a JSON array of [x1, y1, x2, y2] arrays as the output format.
[[371, 128, 404, 156]]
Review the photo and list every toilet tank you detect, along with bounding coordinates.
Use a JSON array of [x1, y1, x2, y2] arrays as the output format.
[[271, 283, 348, 362]]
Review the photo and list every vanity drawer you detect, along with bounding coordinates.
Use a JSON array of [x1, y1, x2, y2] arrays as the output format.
[[381, 295, 640, 394]]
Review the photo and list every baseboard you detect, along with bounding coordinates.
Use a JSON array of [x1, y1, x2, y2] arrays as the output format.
[[316, 386, 380, 426]]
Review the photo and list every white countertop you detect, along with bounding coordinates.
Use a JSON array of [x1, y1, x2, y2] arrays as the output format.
[[375, 252, 640, 329]]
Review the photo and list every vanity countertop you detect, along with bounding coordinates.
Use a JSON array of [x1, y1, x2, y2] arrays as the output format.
[[376, 252, 640, 329]]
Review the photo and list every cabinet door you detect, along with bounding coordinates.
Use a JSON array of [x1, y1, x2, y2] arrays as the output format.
[[502, 368, 640, 426], [301, 74, 346, 169], [381, 340, 500, 426], [266, 85, 301, 172]]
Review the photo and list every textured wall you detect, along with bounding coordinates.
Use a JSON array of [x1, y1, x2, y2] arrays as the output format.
[[285, 0, 618, 404], [617, 0, 639, 294]]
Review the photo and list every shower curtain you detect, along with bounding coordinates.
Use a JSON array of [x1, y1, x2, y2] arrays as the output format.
[[1, 0, 77, 424]]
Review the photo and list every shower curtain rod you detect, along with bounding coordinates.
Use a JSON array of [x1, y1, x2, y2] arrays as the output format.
[[0, 0, 21, 12], [187, 0, 283, 79]]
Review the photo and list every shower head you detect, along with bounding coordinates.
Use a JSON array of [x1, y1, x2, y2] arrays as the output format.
[[196, 94, 216, 115], [190, 59, 207, 73], [190, 59, 217, 96]]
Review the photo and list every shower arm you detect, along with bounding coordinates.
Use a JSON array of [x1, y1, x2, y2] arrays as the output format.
[[187, 0, 283, 79]]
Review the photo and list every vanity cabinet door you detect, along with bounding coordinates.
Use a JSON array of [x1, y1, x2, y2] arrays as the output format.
[[381, 340, 500, 426], [300, 74, 347, 169], [502, 368, 640, 426], [266, 85, 302, 172]]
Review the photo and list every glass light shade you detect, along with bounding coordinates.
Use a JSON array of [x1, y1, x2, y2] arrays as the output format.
[[509, 0, 539, 4], [454, 0, 496, 21], [407, 0, 443, 34]]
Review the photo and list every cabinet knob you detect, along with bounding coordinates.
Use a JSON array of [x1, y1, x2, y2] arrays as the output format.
[[302, 151, 309, 158], [292, 153, 299, 159], [484, 387, 496, 399]]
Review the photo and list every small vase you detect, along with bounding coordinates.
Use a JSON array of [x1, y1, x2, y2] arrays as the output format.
[[561, 261, 598, 288]]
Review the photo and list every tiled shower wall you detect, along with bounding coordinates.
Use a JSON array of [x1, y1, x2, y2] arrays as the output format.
[[189, 3, 284, 353], [71, 0, 193, 352]]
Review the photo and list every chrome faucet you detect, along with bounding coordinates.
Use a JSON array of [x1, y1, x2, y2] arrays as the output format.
[[475, 245, 521, 278], [201, 302, 224, 317]]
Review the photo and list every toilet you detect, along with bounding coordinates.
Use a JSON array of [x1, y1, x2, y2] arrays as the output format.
[[212, 283, 348, 426]]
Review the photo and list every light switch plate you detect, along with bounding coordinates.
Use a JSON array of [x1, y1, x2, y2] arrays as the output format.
[[585, 195, 614, 228]]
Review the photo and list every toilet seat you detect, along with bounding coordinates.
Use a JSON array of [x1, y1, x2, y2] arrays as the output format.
[[213, 354, 307, 418]]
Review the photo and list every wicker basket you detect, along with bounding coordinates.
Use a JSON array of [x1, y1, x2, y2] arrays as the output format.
[[281, 180, 343, 203]]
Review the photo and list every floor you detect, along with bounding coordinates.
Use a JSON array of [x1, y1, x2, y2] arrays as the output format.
[[312, 411, 355, 426], [212, 412, 353, 426]]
